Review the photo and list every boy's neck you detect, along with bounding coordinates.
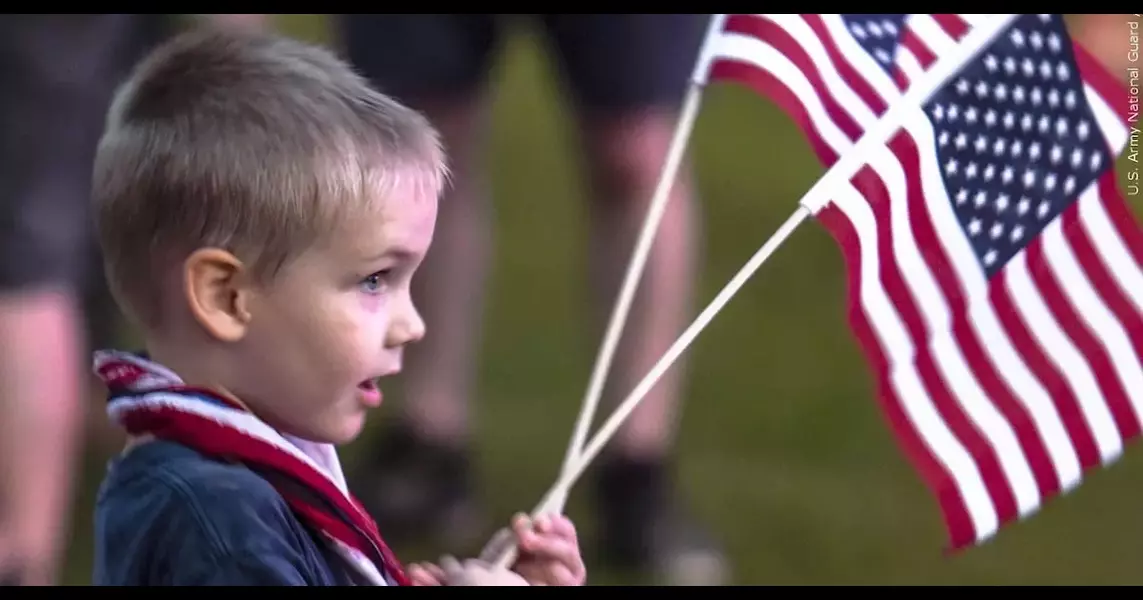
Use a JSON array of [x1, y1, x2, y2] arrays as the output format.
[[141, 335, 250, 412], [122, 433, 156, 456]]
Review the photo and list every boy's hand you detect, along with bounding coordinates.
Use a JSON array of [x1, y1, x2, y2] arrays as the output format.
[[481, 512, 586, 586], [407, 562, 447, 586], [438, 556, 529, 586]]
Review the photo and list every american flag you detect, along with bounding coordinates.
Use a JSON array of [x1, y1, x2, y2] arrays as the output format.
[[802, 14, 1141, 550], [698, 14, 990, 165]]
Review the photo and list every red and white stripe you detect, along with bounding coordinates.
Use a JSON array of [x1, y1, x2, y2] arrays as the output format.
[[697, 14, 982, 166], [813, 45, 1143, 549], [95, 350, 398, 585]]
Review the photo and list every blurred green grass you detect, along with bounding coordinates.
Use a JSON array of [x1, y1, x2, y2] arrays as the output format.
[[64, 15, 1143, 585]]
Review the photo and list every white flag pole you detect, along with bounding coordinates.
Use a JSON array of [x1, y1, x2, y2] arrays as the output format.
[[547, 12, 1021, 504], [550, 14, 729, 514], [488, 13, 1020, 571]]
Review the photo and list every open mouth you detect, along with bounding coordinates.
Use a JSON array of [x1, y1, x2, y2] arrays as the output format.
[[356, 378, 383, 407]]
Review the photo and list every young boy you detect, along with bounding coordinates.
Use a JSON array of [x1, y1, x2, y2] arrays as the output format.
[[88, 26, 585, 586]]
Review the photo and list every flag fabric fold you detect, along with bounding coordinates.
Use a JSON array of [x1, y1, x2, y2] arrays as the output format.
[[697, 13, 1142, 550], [699, 14, 985, 165], [813, 14, 1139, 549]]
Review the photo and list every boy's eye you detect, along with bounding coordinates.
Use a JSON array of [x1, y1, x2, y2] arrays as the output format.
[[360, 271, 390, 293]]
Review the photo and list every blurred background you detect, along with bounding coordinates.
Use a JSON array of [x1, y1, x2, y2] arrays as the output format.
[[0, 14, 1140, 586]]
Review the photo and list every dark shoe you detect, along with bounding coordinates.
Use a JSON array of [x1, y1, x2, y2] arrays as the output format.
[[349, 422, 486, 553], [0, 565, 25, 586], [594, 455, 730, 586]]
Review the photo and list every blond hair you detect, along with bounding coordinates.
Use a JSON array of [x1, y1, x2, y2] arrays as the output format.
[[93, 26, 447, 326]]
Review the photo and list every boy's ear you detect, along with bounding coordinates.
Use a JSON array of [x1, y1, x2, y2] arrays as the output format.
[[183, 248, 254, 343]]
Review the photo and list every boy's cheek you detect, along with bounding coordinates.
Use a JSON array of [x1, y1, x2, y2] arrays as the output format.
[[357, 291, 386, 313]]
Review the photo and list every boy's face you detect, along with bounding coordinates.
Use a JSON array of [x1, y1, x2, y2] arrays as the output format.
[[233, 185, 438, 444]]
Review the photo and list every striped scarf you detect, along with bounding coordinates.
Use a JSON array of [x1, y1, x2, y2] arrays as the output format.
[[93, 350, 409, 586]]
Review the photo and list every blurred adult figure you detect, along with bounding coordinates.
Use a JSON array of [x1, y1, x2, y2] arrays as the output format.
[[0, 14, 176, 585], [0, 14, 265, 585], [1072, 13, 1137, 82], [335, 14, 726, 585]]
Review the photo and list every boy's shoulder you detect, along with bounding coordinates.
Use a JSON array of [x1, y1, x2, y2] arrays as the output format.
[[93, 439, 344, 586]]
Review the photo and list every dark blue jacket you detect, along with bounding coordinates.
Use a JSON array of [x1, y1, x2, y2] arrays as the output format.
[[93, 439, 367, 586]]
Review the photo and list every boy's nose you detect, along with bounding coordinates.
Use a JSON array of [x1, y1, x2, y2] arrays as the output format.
[[386, 301, 426, 348]]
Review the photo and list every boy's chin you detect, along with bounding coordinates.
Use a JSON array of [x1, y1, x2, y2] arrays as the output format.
[[327, 411, 368, 445], [289, 412, 367, 445]]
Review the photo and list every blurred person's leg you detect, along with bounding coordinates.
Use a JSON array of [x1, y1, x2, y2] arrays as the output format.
[[1071, 14, 1136, 81], [540, 14, 725, 584], [82, 15, 176, 455], [82, 14, 173, 351], [0, 15, 149, 585], [337, 14, 502, 549]]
